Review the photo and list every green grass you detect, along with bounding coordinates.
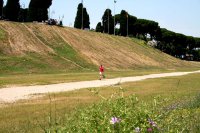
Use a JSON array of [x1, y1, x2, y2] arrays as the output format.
[[30, 24, 96, 70], [1, 68, 199, 88], [0, 50, 94, 75], [0, 28, 6, 40], [0, 73, 199, 132], [1, 22, 200, 75]]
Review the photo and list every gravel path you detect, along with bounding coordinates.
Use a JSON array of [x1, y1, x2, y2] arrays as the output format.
[[0, 70, 200, 103]]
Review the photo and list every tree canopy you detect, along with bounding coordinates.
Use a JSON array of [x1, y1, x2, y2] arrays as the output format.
[[0, 0, 3, 17], [28, 0, 52, 22], [102, 9, 114, 34], [74, 3, 90, 29], [95, 22, 103, 32], [4, 0, 20, 21]]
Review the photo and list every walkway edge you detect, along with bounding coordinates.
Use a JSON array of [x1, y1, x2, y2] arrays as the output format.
[[0, 70, 200, 103]]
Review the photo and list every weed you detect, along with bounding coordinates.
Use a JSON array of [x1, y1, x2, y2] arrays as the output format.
[[45, 86, 200, 132]]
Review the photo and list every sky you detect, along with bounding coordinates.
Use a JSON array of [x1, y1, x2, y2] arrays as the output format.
[[3, 0, 200, 37]]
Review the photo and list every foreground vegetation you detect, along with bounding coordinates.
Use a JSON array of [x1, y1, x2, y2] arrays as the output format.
[[0, 73, 199, 132], [52, 92, 200, 132]]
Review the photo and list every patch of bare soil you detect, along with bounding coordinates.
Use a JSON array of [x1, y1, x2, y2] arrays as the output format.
[[0, 22, 54, 55]]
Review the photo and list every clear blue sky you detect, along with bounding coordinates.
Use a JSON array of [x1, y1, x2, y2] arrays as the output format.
[[4, 0, 200, 37]]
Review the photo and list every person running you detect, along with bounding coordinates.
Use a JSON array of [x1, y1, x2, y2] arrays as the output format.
[[99, 65, 104, 80]]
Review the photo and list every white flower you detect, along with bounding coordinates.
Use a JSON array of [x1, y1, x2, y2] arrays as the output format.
[[135, 127, 140, 133]]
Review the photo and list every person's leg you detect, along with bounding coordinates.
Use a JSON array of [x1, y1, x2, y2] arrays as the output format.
[[99, 72, 102, 80]]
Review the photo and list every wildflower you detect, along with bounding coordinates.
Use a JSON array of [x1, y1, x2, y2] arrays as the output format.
[[110, 117, 120, 124], [135, 127, 140, 133], [147, 128, 153, 132], [148, 118, 157, 127]]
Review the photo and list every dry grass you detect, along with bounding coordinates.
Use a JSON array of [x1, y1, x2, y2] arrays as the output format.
[[0, 22, 54, 55], [0, 21, 199, 72], [0, 73, 199, 132]]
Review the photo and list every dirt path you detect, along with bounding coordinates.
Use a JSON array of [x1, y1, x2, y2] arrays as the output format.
[[0, 70, 200, 103]]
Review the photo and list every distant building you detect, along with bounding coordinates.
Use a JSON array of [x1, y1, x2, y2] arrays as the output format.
[[185, 54, 194, 61]]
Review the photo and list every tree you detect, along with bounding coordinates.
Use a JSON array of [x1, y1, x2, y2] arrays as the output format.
[[195, 38, 200, 48], [74, 3, 90, 29], [186, 36, 195, 52], [0, 0, 3, 18], [127, 15, 137, 36], [74, 3, 82, 28], [83, 8, 90, 29], [18, 8, 28, 22], [96, 22, 103, 32], [173, 33, 187, 56], [133, 19, 149, 40], [157, 28, 177, 55], [146, 20, 159, 40], [4, 0, 20, 21], [119, 10, 129, 36], [28, 0, 52, 22], [102, 9, 114, 34]]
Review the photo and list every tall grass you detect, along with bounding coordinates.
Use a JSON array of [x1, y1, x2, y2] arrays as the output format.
[[0, 73, 200, 132], [45, 87, 200, 133]]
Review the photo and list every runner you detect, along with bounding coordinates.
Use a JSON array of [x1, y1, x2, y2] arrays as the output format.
[[99, 65, 104, 80]]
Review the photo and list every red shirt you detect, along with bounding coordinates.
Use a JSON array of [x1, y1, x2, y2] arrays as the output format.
[[99, 66, 104, 72]]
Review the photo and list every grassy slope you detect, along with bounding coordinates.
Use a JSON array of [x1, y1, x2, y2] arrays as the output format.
[[0, 21, 200, 132], [0, 21, 199, 75]]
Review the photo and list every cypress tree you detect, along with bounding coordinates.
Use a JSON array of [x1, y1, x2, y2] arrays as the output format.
[[96, 22, 103, 32], [74, 3, 90, 29], [74, 3, 82, 29], [4, 0, 20, 21], [120, 10, 128, 36], [83, 8, 90, 29], [28, 0, 52, 22], [0, 0, 3, 18], [102, 9, 114, 34]]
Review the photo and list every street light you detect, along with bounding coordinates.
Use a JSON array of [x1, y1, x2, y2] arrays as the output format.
[[51, 10, 55, 19], [127, 13, 129, 37], [108, 9, 109, 34], [22, 3, 25, 22], [22, 3, 25, 9], [82, 0, 84, 29], [114, 0, 116, 35]]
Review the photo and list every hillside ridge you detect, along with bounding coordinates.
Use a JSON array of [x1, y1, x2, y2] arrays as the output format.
[[0, 21, 199, 74]]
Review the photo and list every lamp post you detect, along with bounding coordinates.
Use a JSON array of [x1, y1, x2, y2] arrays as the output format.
[[51, 10, 55, 19], [108, 9, 109, 34], [127, 13, 129, 37], [82, 0, 84, 29], [114, 0, 116, 35], [22, 3, 25, 22], [22, 3, 25, 9]]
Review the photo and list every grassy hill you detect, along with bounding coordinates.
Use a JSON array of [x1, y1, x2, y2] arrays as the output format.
[[0, 21, 199, 74]]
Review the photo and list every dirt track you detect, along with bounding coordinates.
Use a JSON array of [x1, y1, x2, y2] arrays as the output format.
[[0, 70, 200, 103]]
